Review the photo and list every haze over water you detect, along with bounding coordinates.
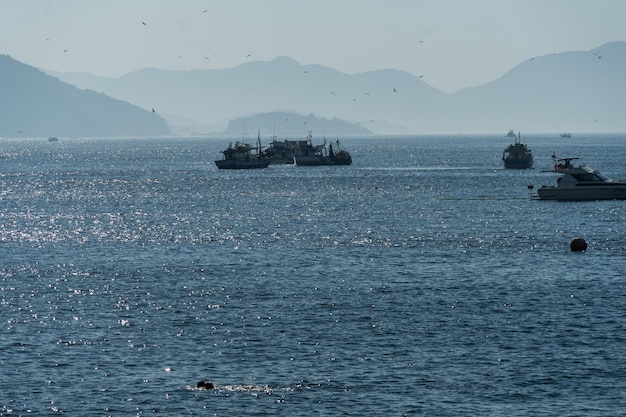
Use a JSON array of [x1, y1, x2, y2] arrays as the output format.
[[1, 134, 625, 415]]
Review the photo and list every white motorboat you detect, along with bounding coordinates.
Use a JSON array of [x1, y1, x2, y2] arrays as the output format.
[[534, 157, 626, 201]]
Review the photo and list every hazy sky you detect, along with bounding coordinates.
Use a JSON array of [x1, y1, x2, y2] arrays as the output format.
[[2, 0, 625, 92]]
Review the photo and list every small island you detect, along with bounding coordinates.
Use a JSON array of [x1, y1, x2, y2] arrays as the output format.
[[224, 112, 372, 137]]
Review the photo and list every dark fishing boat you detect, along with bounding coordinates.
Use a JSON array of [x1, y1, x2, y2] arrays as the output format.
[[293, 133, 352, 166], [214, 131, 271, 169], [502, 132, 533, 169], [265, 137, 309, 164]]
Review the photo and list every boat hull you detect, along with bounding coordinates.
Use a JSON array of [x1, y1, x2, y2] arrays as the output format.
[[503, 159, 533, 169], [269, 157, 296, 165], [294, 154, 352, 166], [215, 159, 271, 169], [536, 185, 626, 201]]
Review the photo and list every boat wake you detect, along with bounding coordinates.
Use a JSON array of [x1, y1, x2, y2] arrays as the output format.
[[188, 383, 293, 394]]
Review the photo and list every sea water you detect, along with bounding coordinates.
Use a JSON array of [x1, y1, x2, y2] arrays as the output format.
[[1, 134, 625, 416]]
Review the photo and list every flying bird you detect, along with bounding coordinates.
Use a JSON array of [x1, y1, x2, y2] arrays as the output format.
[[152, 108, 155, 113], [393, 88, 397, 92], [142, 21, 147, 26]]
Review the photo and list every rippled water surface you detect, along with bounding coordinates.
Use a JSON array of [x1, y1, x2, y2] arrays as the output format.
[[1, 134, 625, 416]]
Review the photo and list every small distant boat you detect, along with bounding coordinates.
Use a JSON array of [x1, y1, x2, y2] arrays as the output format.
[[502, 132, 533, 169], [48, 136, 59, 142], [560, 133, 572, 138], [214, 130, 271, 170], [293, 133, 352, 166], [505, 129, 516, 137], [533, 156, 626, 201]]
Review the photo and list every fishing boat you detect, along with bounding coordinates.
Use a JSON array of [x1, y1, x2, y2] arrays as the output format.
[[505, 129, 516, 137], [214, 131, 271, 169], [560, 133, 572, 138], [293, 133, 352, 166], [48, 136, 59, 142], [264, 137, 309, 164], [502, 132, 533, 169], [533, 156, 626, 201]]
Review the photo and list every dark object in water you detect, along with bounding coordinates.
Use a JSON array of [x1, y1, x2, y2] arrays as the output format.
[[570, 237, 587, 252], [197, 381, 214, 390]]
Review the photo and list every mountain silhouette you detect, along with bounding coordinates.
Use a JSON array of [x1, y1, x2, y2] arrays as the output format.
[[51, 56, 448, 135], [17, 41, 626, 135], [448, 41, 626, 132], [0, 55, 170, 138]]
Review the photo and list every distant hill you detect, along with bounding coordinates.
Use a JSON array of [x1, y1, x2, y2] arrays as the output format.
[[225, 112, 372, 137], [448, 41, 626, 133], [0, 55, 170, 138], [51, 56, 447, 135], [49, 42, 626, 134]]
